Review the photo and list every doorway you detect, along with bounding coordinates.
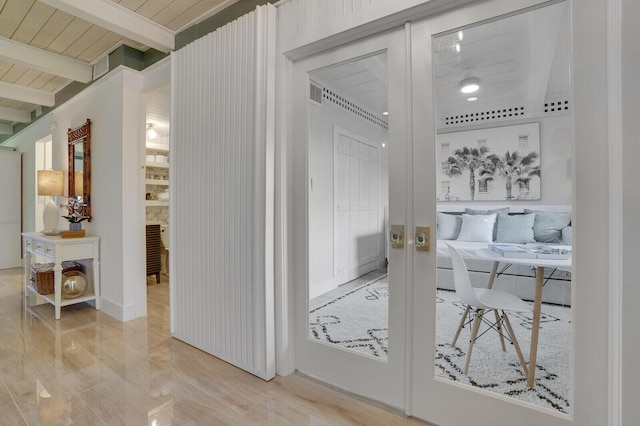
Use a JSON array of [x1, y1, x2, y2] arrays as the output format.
[[144, 84, 171, 312]]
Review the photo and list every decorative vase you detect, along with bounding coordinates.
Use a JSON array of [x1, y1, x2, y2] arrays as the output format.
[[69, 222, 82, 231], [61, 270, 87, 299]]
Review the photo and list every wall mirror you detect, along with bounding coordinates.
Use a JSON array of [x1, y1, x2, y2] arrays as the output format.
[[68, 118, 92, 220]]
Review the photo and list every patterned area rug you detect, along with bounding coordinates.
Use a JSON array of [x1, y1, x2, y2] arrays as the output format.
[[309, 274, 571, 414]]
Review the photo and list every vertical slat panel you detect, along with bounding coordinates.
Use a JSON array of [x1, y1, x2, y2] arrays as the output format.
[[170, 5, 276, 380]]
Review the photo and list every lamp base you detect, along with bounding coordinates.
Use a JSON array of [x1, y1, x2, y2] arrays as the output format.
[[42, 196, 59, 234], [40, 230, 62, 236]]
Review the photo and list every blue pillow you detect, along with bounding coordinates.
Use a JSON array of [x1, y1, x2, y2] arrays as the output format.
[[495, 213, 536, 243], [524, 209, 572, 243], [437, 213, 462, 240]]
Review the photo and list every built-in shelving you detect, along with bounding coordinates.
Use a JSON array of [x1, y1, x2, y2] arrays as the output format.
[[146, 161, 169, 169], [146, 179, 169, 186], [146, 200, 169, 207], [145, 142, 170, 152]]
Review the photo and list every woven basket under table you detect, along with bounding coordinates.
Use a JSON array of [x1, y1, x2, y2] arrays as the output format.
[[30, 261, 83, 295]]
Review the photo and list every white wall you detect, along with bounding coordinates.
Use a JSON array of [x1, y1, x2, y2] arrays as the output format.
[[7, 66, 147, 322], [308, 96, 388, 297], [437, 113, 572, 211], [621, 0, 640, 421]]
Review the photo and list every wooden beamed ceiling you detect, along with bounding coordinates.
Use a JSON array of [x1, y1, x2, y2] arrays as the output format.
[[0, 0, 234, 134]]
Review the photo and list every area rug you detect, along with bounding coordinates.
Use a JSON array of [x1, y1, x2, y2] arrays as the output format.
[[309, 274, 571, 414]]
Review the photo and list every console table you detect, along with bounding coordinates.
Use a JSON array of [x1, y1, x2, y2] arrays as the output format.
[[23, 232, 100, 320]]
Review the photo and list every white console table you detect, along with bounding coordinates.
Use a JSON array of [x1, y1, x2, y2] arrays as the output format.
[[23, 232, 100, 320]]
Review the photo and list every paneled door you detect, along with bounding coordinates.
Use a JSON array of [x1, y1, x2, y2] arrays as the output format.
[[292, 27, 410, 407]]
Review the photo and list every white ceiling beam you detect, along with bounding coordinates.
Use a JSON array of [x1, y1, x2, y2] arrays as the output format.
[[0, 37, 92, 83], [0, 106, 31, 123], [40, 0, 175, 53], [0, 123, 13, 135], [0, 81, 55, 107]]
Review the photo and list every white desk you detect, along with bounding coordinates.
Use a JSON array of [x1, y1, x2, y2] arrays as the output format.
[[442, 241, 572, 388], [23, 232, 100, 320]]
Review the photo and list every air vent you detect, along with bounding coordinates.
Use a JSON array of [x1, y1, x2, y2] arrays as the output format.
[[309, 81, 323, 105], [444, 106, 525, 126], [93, 56, 109, 80], [323, 88, 388, 130], [544, 100, 569, 113]]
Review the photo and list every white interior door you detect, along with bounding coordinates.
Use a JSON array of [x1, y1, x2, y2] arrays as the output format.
[[408, 0, 607, 424], [292, 27, 409, 407]]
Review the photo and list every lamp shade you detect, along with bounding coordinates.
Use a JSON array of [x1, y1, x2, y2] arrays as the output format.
[[37, 170, 64, 196]]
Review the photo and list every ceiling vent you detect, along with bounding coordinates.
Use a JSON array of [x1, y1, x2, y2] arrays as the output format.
[[93, 56, 109, 81], [309, 81, 323, 105]]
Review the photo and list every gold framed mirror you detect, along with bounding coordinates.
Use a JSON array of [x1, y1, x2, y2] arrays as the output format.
[[67, 118, 91, 221]]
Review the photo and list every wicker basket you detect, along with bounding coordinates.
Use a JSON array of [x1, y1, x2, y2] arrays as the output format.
[[30, 261, 83, 295]]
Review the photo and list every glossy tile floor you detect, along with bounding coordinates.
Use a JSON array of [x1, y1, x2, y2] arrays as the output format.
[[0, 268, 426, 425]]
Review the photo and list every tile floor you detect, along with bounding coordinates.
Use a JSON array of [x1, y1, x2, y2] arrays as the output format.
[[0, 268, 425, 425]]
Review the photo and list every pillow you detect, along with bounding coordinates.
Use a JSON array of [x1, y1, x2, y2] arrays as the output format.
[[456, 213, 496, 243], [524, 209, 572, 243], [495, 213, 536, 243], [562, 226, 572, 245], [437, 213, 462, 240], [464, 208, 508, 240]]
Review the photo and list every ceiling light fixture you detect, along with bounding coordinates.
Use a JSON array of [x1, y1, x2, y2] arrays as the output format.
[[467, 97, 478, 102], [455, 42, 461, 53], [382, 111, 389, 116], [460, 77, 480, 94], [458, 31, 464, 41], [146, 124, 157, 140]]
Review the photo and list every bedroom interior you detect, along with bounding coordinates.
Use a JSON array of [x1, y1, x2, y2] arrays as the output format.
[[307, 0, 573, 413]]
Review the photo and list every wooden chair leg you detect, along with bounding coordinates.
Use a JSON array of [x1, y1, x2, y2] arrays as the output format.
[[502, 311, 529, 378], [464, 309, 483, 375], [495, 310, 506, 351], [452, 305, 471, 347], [155, 272, 161, 284]]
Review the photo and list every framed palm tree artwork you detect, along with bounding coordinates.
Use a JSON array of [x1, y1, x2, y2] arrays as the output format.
[[437, 123, 541, 201]]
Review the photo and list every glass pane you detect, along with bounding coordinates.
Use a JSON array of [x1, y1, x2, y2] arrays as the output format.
[[432, 2, 573, 413], [307, 52, 390, 360]]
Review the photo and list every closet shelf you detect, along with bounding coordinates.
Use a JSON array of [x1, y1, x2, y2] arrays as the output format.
[[146, 200, 169, 207], [146, 179, 169, 186]]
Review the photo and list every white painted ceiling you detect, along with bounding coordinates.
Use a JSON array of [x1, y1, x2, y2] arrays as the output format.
[[0, 0, 235, 133], [311, 1, 570, 130]]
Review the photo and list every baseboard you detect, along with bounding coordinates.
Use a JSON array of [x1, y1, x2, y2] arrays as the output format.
[[99, 296, 141, 322]]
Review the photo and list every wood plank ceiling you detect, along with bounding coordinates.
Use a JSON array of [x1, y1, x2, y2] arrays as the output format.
[[0, 0, 234, 134]]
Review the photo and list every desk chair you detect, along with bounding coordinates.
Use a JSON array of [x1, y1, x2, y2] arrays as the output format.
[[447, 244, 531, 376]]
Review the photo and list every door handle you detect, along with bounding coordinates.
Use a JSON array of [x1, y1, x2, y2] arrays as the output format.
[[390, 225, 404, 248], [415, 226, 430, 251]]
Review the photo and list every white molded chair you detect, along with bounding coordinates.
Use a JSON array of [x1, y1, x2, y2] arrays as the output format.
[[447, 243, 531, 376]]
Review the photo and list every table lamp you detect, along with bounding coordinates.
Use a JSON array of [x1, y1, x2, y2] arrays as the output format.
[[38, 170, 64, 234]]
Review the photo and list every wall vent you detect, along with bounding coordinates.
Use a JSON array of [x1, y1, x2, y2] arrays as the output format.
[[544, 100, 569, 113], [309, 81, 323, 105], [93, 56, 109, 80], [444, 106, 525, 126], [323, 88, 388, 130]]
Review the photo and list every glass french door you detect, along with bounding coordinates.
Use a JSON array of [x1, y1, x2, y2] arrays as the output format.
[[291, 0, 608, 424], [407, 0, 595, 424], [292, 27, 410, 406]]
